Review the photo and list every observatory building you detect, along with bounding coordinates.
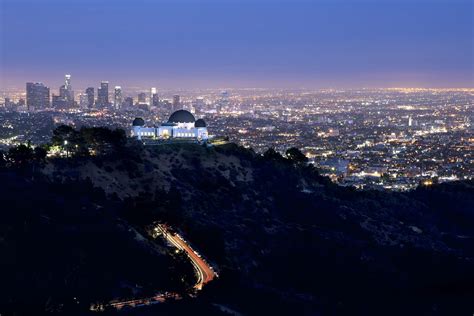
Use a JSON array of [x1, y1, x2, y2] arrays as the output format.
[[131, 110, 209, 141]]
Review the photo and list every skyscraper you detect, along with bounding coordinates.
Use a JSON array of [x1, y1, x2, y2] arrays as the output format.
[[152, 93, 160, 108], [172, 94, 180, 111], [124, 97, 134, 108], [26, 82, 50, 111], [4, 98, 11, 109], [151, 87, 159, 107], [79, 93, 89, 109], [65, 74, 71, 90], [52, 74, 75, 108], [85, 87, 94, 108], [97, 81, 109, 107], [114, 86, 123, 110], [59, 85, 68, 99], [150, 87, 158, 107], [64, 74, 74, 104], [52, 94, 68, 108], [138, 92, 147, 104]]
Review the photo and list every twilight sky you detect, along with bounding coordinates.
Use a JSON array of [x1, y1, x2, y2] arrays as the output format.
[[0, 0, 472, 89]]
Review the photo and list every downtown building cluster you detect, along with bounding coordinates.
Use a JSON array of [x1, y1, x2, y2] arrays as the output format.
[[17, 75, 188, 114]]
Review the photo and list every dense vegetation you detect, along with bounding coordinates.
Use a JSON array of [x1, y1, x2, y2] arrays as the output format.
[[0, 128, 195, 315], [118, 143, 474, 316], [0, 126, 473, 315]]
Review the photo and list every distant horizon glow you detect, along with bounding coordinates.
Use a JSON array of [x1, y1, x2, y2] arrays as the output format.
[[1, 0, 472, 90]]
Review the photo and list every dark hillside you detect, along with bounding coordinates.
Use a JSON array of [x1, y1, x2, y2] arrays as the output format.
[[0, 170, 193, 314], [1, 141, 473, 315]]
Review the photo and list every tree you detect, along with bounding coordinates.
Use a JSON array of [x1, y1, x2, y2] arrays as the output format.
[[51, 125, 76, 146], [263, 148, 286, 162], [0, 150, 5, 168], [50, 125, 127, 157], [77, 127, 126, 154], [34, 147, 47, 161], [110, 129, 127, 147], [7, 144, 34, 165], [285, 147, 308, 164]]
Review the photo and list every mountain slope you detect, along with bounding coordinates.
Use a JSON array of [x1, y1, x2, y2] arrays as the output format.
[[35, 142, 474, 315]]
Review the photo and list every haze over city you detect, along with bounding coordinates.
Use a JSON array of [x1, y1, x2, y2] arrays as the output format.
[[1, 0, 472, 89]]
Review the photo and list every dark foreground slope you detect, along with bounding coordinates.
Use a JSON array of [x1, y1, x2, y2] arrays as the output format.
[[119, 144, 474, 316], [1, 142, 473, 315], [0, 171, 194, 315]]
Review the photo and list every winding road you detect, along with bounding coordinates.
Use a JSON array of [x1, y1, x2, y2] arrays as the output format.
[[91, 223, 217, 311], [154, 224, 216, 290]]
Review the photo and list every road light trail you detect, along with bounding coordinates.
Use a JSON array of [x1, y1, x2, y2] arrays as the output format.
[[91, 223, 217, 311], [155, 224, 217, 290]]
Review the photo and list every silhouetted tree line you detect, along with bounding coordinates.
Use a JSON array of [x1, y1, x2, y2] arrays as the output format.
[[0, 144, 47, 168], [262, 147, 308, 165], [0, 125, 127, 168], [51, 125, 126, 157]]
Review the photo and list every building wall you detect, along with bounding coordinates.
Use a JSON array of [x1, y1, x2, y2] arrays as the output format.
[[133, 125, 208, 140], [132, 126, 155, 139], [158, 126, 173, 138], [173, 128, 197, 138]]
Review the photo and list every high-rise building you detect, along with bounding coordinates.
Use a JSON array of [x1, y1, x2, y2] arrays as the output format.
[[151, 88, 159, 107], [79, 93, 89, 109], [152, 94, 160, 107], [85, 87, 94, 108], [52, 94, 68, 108], [59, 85, 68, 99], [172, 94, 180, 111], [65, 74, 71, 89], [138, 92, 147, 104], [3, 98, 11, 108], [26, 82, 50, 110], [151, 87, 159, 107], [114, 86, 123, 110], [53, 74, 75, 108], [124, 97, 134, 108], [64, 74, 74, 104], [162, 99, 172, 114], [97, 81, 109, 107]]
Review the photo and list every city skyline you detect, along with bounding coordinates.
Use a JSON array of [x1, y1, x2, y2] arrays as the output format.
[[1, 0, 472, 89]]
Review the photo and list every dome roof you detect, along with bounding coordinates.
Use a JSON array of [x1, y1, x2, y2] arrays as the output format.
[[195, 119, 206, 127], [168, 110, 195, 123], [161, 122, 177, 126], [132, 117, 145, 126]]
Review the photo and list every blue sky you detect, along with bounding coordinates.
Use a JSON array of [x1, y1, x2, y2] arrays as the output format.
[[0, 0, 472, 89]]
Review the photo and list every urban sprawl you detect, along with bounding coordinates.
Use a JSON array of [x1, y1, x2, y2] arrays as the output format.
[[1, 75, 472, 191]]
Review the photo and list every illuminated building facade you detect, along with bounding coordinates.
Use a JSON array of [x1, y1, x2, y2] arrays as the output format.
[[131, 109, 209, 141]]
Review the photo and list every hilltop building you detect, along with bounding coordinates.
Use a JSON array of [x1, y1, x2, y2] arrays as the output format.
[[131, 109, 209, 141]]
